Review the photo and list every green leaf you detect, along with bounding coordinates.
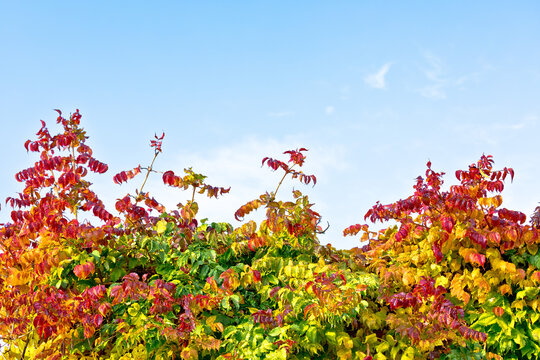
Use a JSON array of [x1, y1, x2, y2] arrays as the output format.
[[473, 312, 497, 327], [230, 294, 241, 310], [306, 327, 318, 343], [516, 287, 539, 300], [91, 250, 101, 260], [110, 267, 126, 282], [528, 253, 540, 269]]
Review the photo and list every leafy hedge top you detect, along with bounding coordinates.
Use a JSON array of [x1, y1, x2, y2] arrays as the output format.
[[0, 110, 539, 360]]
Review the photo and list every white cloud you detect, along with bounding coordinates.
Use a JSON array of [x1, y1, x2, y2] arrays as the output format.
[[364, 63, 392, 89], [325, 106, 335, 115], [119, 136, 348, 226]]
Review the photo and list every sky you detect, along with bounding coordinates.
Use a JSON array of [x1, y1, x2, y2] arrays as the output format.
[[0, 2, 539, 249]]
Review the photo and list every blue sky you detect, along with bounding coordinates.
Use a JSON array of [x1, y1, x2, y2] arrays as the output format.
[[1, 2, 539, 248]]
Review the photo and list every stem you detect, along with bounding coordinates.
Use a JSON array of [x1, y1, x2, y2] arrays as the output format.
[[139, 152, 159, 196], [20, 333, 30, 360], [191, 187, 196, 203], [272, 165, 295, 200], [71, 144, 78, 221]]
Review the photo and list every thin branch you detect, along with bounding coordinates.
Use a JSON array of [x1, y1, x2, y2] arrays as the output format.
[[272, 165, 295, 200], [316, 221, 330, 234], [71, 138, 78, 221], [139, 152, 159, 196], [20, 333, 31, 360]]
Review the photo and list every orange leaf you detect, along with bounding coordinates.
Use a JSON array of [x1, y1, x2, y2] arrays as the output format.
[[6, 267, 33, 286], [499, 284, 512, 296], [531, 271, 540, 284], [492, 306, 504, 317]]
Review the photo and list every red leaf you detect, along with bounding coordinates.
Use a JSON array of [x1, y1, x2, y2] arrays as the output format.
[[441, 216, 454, 233], [470, 253, 486, 267], [432, 243, 443, 263], [86, 285, 107, 299], [252, 270, 261, 283], [303, 303, 317, 319], [487, 231, 501, 245], [343, 224, 368, 237], [74, 262, 95, 279]]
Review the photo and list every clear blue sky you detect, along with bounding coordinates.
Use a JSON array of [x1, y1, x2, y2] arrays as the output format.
[[1, 2, 539, 248]]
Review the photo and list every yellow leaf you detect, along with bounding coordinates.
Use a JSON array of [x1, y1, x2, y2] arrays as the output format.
[[181, 347, 198, 360], [451, 275, 470, 304], [531, 328, 540, 342], [512, 299, 526, 311], [337, 348, 352, 360], [486, 248, 501, 260], [530, 299, 540, 312], [478, 198, 489, 207], [402, 346, 416, 360], [402, 270, 415, 287], [376, 341, 390, 353], [156, 220, 167, 235], [364, 333, 378, 345], [435, 275, 449, 288]]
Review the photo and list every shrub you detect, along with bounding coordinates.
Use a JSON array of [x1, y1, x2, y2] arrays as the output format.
[[1, 110, 538, 359]]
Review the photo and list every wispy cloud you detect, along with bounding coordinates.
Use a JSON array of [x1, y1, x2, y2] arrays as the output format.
[[418, 52, 448, 99], [364, 63, 392, 89], [493, 123, 526, 130], [267, 111, 294, 118], [493, 114, 538, 130], [447, 114, 537, 147], [418, 52, 479, 99], [419, 84, 447, 99], [340, 85, 351, 100]]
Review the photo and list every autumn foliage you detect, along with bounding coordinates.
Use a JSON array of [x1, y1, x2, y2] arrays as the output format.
[[0, 110, 539, 359]]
